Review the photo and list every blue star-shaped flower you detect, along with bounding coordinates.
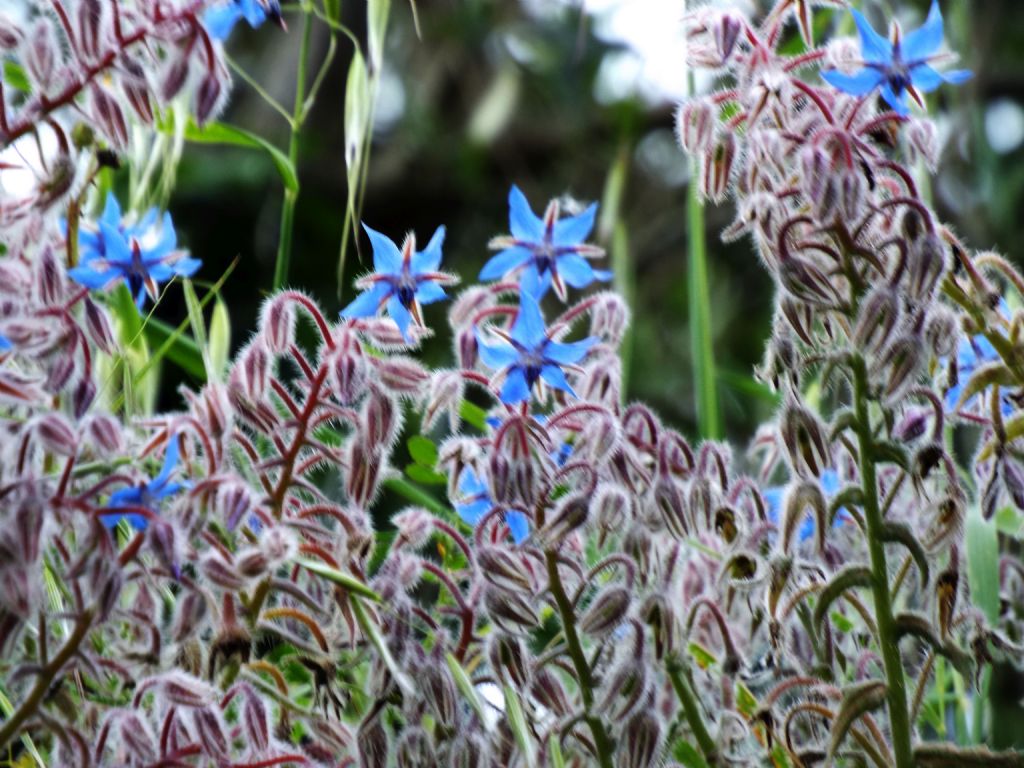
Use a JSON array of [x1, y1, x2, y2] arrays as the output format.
[[822, 0, 971, 116], [68, 194, 201, 311], [764, 468, 845, 543], [454, 468, 529, 545], [480, 185, 611, 301], [341, 223, 456, 343], [475, 292, 597, 405], [102, 436, 190, 531], [203, 0, 281, 40]]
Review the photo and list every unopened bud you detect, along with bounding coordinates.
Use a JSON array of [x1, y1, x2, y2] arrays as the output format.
[[537, 494, 588, 546], [906, 233, 947, 301], [374, 355, 430, 394], [620, 712, 661, 768], [780, 400, 830, 478], [487, 634, 530, 688], [701, 132, 737, 203], [675, 99, 715, 154], [712, 11, 744, 63], [195, 73, 224, 126], [853, 287, 900, 353], [33, 413, 77, 456], [260, 295, 296, 353], [580, 586, 630, 639], [484, 587, 539, 633]]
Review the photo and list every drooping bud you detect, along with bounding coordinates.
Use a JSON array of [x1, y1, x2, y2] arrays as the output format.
[[363, 388, 400, 451], [619, 711, 661, 768], [396, 729, 436, 768], [780, 480, 827, 554], [477, 547, 534, 593], [853, 287, 900, 354], [84, 297, 116, 354], [90, 85, 129, 148], [675, 99, 715, 153], [779, 400, 830, 478], [906, 233, 947, 301], [484, 587, 539, 633], [33, 413, 77, 456], [536, 494, 588, 547], [259, 295, 296, 353], [873, 334, 924, 401], [195, 73, 224, 126], [701, 131, 738, 203], [579, 586, 631, 639], [487, 634, 530, 688], [712, 10, 744, 63], [423, 369, 463, 430]]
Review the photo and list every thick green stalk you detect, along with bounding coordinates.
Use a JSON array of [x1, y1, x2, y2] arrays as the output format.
[[666, 655, 718, 766], [687, 163, 720, 440], [545, 552, 615, 768], [272, 6, 313, 291], [852, 357, 914, 768]]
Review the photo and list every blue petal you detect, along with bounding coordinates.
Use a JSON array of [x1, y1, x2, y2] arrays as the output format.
[[102, 511, 150, 531], [146, 212, 178, 260], [901, 0, 944, 64], [553, 203, 597, 246], [544, 337, 596, 365], [510, 292, 548, 349], [475, 332, 519, 369], [239, 0, 267, 26], [387, 294, 413, 341], [556, 253, 603, 289], [939, 68, 972, 85], [539, 364, 577, 397], [763, 487, 784, 523], [479, 246, 534, 281], [169, 257, 203, 278], [457, 498, 492, 527], [880, 82, 909, 114], [109, 486, 144, 508], [69, 264, 116, 289], [821, 67, 885, 96], [341, 282, 392, 319], [0, 334, 11, 352], [851, 9, 893, 65], [100, 193, 122, 227], [412, 226, 445, 274], [820, 469, 840, 496], [203, 3, 244, 40], [98, 221, 132, 264], [908, 64, 943, 92], [500, 367, 531, 404], [458, 469, 488, 496], [519, 264, 552, 298], [508, 185, 544, 242], [363, 223, 403, 275], [414, 281, 447, 305], [505, 511, 529, 545], [133, 208, 159, 235], [152, 436, 181, 490]]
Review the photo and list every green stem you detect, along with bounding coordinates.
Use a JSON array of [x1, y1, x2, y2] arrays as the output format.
[[687, 161, 720, 440], [272, 5, 313, 291], [852, 357, 914, 768], [0, 609, 94, 752], [666, 655, 718, 766], [545, 552, 615, 768]]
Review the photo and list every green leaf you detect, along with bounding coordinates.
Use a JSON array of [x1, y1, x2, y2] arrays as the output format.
[[175, 119, 298, 193], [405, 464, 447, 486], [321, 0, 341, 23], [350, 594, 413, 694], [548, 733, 567, 768], [673, 741, 710, 768], [966, 505, 1000, 623], [445, 653, 490, 730], [735, 681, 759, 719], [296, 559, 381, 602], [367, 0, 392, 74], [687, 641, 717, 670], [407, 435, 438, 466], [143, 320, 205, 380], [208, 297, 231, 382], [2, 61, 31, 93], [182, 279, 211, 373], [459, 400, 488, 431], [344, 51, 370, 179], [502, 684, 537, 768]]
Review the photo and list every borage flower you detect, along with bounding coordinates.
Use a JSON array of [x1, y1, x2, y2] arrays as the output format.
[[822, 0, 971, 116], [203, 0, 283, 40], [476, 292, 597, 405], [0, 334, 10, 353], [341, 223, 457, 343], [102, 436, 190, 531], [944, 333, 1015, 417], [454, 468, 529, 545], [481, 185, 610, 301], [69, 193, 201, 311], [764, 468, 847, 542]]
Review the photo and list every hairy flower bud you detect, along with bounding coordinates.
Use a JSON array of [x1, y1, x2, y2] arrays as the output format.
[[580, 586, 630, 639], [701, 132, 737, 203], [477, 546, 534, 593], [537, 494, 588, 547], [873, 334, 924, 401], [347, 440, 383, 509], [487, 634, 530, 688], [374, 355, 430, 394], [363, 388, 400, 451], [853, 287, 901, 353], [423, 369, 463, 430], [712, 10, 744, 63], [906, 233, 947, 301], [195, 73, 225, 126], [676, 99, 715, 153], [260, 295, 296, 353], [396, 729, 436, 768], [780, 400, 830, 478], [620, 711, 661, 768], [484, 587, 539, 633], [33, 413, 77, 456]]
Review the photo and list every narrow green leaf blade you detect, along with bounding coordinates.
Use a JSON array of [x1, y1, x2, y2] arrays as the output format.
[[502, 684, 537, 768]]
